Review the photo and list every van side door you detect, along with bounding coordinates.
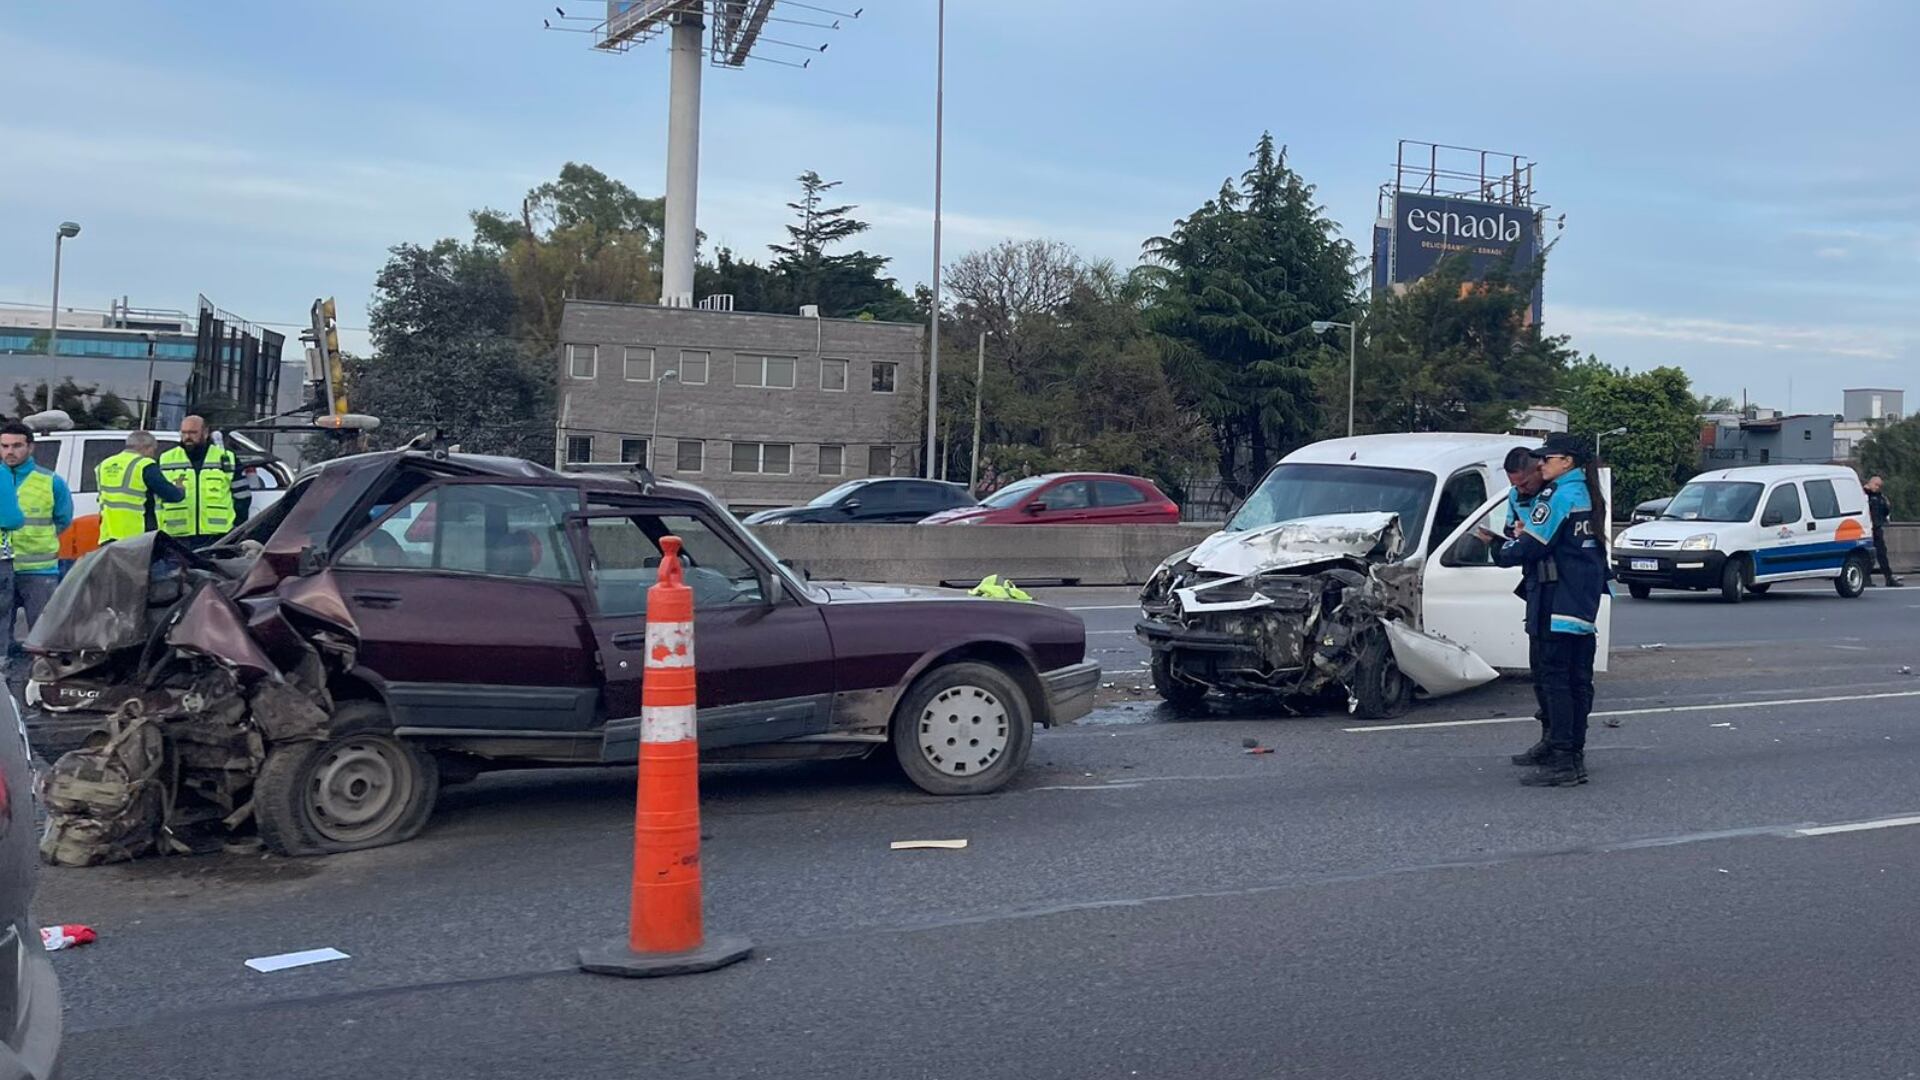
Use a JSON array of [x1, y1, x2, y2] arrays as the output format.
[[1752, 481, 1812, 580]]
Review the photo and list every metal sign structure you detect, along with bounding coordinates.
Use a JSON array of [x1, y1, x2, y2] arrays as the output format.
[[1372, 140, 1552, 322]]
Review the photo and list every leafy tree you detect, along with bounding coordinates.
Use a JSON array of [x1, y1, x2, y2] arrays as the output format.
[[699, 171, 915, 320], [1858, 414, 1920, 519], [1694, 392, 1736, 414], [1561, 359, 1704, 513], [11, 377, 135, 429], [1143, 134, 1356, 493]]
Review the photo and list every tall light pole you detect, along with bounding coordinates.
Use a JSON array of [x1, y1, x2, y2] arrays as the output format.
[[925, 0, 945, 479], [48, 221, 81, 358], [1596, 425, 1627, 459], [969, 330, 987, 496], [649, 367, 679, 473], [1311, 320, 1356, 437]]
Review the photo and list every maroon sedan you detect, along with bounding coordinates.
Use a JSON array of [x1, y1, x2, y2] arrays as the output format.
[[28, 449, 1098, 855], [919, 472, 1180, 526]]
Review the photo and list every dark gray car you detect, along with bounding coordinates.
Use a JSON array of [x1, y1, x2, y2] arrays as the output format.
[[2, 693, 61, 1079]]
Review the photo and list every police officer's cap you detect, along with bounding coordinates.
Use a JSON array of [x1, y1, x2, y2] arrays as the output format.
[[1528, 432, 1591, 464]]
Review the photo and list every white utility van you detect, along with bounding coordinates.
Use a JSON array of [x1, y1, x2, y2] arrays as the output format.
[[1611, 464, 1873, 602]]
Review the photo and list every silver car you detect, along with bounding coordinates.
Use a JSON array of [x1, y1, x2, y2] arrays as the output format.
[[2, 693, 61, 1080]]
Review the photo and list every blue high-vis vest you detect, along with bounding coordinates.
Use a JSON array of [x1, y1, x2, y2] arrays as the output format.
[[1495, 471, 1609, 636]]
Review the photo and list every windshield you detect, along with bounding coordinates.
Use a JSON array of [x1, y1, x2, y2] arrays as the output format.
[[1660, 481, 1762, 523], [806, 480, 871, 508], [1227, 464, 1437, 557], [981, 476, 1046, 509]]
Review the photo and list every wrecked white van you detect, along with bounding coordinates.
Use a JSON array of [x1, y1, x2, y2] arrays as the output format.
[[1136, 433, 1612, 717]]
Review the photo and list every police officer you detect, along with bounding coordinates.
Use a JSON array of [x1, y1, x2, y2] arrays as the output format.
[[1864, 475, 1902, 587], [1488, 446, 1551, 761], [1495, 433, 1610, 786], [158, 415, 238, 551], [96, 431, 186, 543]]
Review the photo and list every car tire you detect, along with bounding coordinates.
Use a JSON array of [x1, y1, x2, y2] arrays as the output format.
[[890, 661, 1034, 796], [1748, 583, 1771, 595], [1150, 654, 1208, 710], [254, 702, 441, 856], [1627, 583, 1652, 600], [1719, 556, 1748, 603], [1835, 553, 1869, 598], [1350, 631, 1413, 720]]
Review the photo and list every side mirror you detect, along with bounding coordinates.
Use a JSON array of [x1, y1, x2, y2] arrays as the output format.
[[780, 558, 811, 581], [842, 499, 861, 512], [1025, 502, 1046, 515]]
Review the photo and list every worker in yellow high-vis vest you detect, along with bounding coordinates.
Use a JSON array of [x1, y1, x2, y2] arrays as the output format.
[[95, 430, 185, 544], [0, 420, 74, 671], [158, 415, 239, 551]]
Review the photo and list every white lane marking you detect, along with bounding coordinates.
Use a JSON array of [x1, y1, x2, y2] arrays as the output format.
[[1796, 815, 1920, 837], [1033, 782, 1145, 791], [1830, 645, 1870, 652], [1064, 604, 1140, 611], [1345, 689, 1920, 733]]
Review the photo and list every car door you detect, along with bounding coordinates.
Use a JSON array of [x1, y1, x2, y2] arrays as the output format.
[[899, 482, 959, 522], [572, 504, 835, 760], [1029, 479, 1096, 525], [328, 480, 600, 732], [1423, 488, 1613, 673], [1752, 481, 1814, 580], [846, 481, 907, 523], [1091, 479, 1153, 524]]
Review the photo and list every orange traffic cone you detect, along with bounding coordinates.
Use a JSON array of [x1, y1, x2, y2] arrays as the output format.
[[580, 536, 752, 978]]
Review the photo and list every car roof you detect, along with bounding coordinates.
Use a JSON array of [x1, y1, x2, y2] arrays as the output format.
[[299, 449, 721, 506], [1280, 433, 1537, 475], [1687, 464, 1859, 483], [1022, 472, 1155, 484]]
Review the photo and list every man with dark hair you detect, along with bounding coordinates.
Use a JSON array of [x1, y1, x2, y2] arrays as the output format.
[[0, 420, 73, 671], [1864, 475, 1902, 587], [1499, 445, 1550, 750]]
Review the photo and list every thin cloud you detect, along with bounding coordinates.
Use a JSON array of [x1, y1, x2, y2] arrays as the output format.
[[1552, 305, 1900, 361]]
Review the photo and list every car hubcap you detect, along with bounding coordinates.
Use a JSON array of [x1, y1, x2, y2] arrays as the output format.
[[307, 738, 414, 843], [1848, 565, 1863, 589], [917, 685, 1010, 776]]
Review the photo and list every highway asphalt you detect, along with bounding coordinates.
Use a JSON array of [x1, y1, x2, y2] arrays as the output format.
[[36, 584, 1920, 1079]]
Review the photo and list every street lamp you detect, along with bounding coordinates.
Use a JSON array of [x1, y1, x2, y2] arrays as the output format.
[[48, 221, 81, 358], [649, 367, 679, 473], [924, 0, 945, 479], [1311, 320, 1357, 437], [1596, 426, 1628, 459]]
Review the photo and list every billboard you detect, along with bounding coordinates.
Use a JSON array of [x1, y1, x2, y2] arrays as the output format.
[[1387, 192, 1541, 286], [604, 0, 687, 46]]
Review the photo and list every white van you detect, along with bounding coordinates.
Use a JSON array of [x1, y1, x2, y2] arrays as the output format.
[[1138, 433, 1612, 716], [1611, 464, 1873, 602]]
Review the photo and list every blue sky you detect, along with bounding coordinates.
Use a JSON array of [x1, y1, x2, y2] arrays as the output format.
[[2, 0, 1914, 414]]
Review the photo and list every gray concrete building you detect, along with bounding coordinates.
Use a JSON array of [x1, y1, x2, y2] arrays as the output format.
[[554, 300, 926, 510], [1701, 412, 1837, 467], [1842, 388, 1904, 423]]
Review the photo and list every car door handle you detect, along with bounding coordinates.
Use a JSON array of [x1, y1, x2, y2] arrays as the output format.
[[609, 631, 648, 650], [351, 590, 402, 608], [1806, 522, 1817, 532]]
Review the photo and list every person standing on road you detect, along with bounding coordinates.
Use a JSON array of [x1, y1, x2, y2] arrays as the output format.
[[96, 431, 186, 543], [158, 415, 238, 550], [1497, 446, 1551, 759], [1495, 433, 1610, 787], [0, 421, 73, 670], [1864, 475, 1903, 588]]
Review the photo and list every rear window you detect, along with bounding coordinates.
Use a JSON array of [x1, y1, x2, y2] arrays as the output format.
[[31, 442, 58, 471], [78, 438, 121, 493]]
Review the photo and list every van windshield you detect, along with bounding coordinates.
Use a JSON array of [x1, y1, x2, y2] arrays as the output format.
[[1660, 481, 1763, 523], [1227, 464, 1436, 557]]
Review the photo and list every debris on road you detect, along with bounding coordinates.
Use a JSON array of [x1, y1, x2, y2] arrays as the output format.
[[39, 925, 97, 951], [1244, 746, 1274, 755], [244, 947, 351, 973], [1711, 723, 1735, 728], [1241, 737, 1260, 748], [1639, 643, 1667, 651], [1900, 666, 1913, 676], [889, 839, 968, 851]]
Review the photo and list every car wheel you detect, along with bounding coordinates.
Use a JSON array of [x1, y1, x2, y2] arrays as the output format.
[[1150, 653, 1208, 710], [1719, 556, 1748, 603], [1350, 631, 1413, 720], [1627, 583, 1652, 600], [890, 661, 1034, 796], [1748, 582, 1771, 595], [1835, 553, 1869, 598], [254, 702, 440, 856]]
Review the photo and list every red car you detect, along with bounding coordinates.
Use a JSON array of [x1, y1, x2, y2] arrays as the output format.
[[919, 473, 1180, 526]]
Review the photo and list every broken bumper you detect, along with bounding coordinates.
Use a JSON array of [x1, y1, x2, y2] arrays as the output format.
[[1040, 660, 1101, 725]]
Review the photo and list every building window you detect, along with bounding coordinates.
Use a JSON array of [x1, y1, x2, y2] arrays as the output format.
[[679, 350, 709, 385], [867, 445, 893, 477], [1759, 448, 1770, 464], [1802, 428, 1812, 441], [820, 444, 845, 476], [871, 361, 898, 394], [735, 355, 797, 389], [620, 438, 648, 464], [624, 346, 654, 382], [821, 358, 849, 392], [677, 440, 704, 472], [731, 442, 793, 475], [565, 435, 593, 464], [566, 344, 597, 380]]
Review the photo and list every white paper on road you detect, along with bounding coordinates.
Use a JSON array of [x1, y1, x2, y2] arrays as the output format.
[[890, 839, 969, 851], [245, 947, 351, 973]]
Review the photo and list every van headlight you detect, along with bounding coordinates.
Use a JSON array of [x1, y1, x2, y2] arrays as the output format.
[[1679, 533, 1716, 551]]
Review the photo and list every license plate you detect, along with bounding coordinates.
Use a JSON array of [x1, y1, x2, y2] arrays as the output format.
[[1631, 559, 1659, 571]]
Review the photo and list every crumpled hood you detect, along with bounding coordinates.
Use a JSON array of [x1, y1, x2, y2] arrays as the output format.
[[1185, 512, 1403, 577]]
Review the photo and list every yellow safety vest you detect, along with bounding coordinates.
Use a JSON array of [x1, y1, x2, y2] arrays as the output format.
[[158, 445, 237, 539], [96, 451, 152, 542], [6, 468, 59, 573]]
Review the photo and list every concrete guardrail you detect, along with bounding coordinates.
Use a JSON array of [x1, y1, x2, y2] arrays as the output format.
[[749, 521, 1920, 588]]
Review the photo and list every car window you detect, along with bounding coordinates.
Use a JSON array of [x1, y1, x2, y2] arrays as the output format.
[[31, 441, 59, 471], [1043, 481, 1092, 510], [1760, 483, 1803, 527], [77, 437, 122, 493], [1441, 497, 1517, 568], [337, 483, 581, 581], [1804, 479, 1842, 519], [855, 483, 904, 510], [1429, 469, 1489, 554], [1094, 480, 1148, 507], [904, 482, 956, 511], [583, 512, 766, 615]]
